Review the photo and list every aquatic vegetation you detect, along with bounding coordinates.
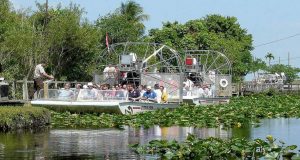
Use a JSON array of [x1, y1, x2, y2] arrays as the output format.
[[50, 94, 300, 128], [51, 111, 119, 128], [130, 134, 300, 160], [0, 106, 51, 131]]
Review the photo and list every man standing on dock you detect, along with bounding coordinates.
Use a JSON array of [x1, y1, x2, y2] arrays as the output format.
[[32, 61, 54, 98]]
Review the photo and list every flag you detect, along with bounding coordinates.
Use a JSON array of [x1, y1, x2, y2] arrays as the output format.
[[105, 32, 110, 51]]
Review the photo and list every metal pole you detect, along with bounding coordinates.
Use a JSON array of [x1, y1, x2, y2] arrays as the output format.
[[12, 81, 16, 99], [179, 73, 184, 103], [46, 0, 48, 15]]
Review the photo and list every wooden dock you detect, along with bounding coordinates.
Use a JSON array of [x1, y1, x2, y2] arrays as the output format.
[[0, 100, 26, 106]]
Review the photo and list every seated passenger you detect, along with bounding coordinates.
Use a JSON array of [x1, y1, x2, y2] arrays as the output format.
[[154, 84, 162, 103], [142, 86, 157, 102], [183, 77, 194, 96], [74, 83, 82, 96], [58, 83, 74, 100], [127, 84, 140, 101], [203, 85, 211, 97], [160, 86, 168, 103], [138, 85, 146, 96], [197, 85, 204, 97], [80, 83, 97, 100]]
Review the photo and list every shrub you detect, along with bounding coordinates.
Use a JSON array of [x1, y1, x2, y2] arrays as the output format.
[[0, 106, 51, 131]]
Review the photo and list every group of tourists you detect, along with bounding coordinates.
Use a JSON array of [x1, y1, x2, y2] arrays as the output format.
[[55, 82, 169, 103], [33, 61, 213, 102], [183, 78, 215, 97]]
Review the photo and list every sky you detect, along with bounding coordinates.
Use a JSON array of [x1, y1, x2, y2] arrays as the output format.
[[10, 0, 300, 78]]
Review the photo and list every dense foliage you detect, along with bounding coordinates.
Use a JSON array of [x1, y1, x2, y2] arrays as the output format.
[[0, 106, 50, 131], [51, 94, 300, 129], [0, 0, 269, 82], [131, 134, 299, 160], [96, 1, 148, 44], [148, 15, 254, 82], [0, 0, 101, 80]]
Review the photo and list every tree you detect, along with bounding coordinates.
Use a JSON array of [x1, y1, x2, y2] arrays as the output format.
[[97, 13, 142, 43], [149, 14, 254, 82], [36, 3, 101, 80], [119, 1, 149, 22], [249, 58, 267, 78], [96, 1, 149, 45], [0, 0, 42, 80], [265, 52, 274, 66], [0, 2, 102, 81]]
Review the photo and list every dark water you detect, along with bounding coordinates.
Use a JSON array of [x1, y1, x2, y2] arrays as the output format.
[[0, 118, 299, 159]]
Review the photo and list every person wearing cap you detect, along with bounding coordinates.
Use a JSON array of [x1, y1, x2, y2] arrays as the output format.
[[32, 61, 54, 98], [81, 82, 97, 100], [127, 84, 140, 101], [142, 86, 157, 102], [83, 85, 88, 89]]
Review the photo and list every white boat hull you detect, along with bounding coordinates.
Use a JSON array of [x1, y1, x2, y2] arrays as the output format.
[[183, 96, 230, 106], [119, 102, 180, 114], [31, 100, 180, 115]]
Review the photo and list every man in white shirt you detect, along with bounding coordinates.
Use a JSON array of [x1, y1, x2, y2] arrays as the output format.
[[103, 64, 116, 78], [183, 78, 194, 96], [103, 64, 117, 86], [33, 61, 54, 98]]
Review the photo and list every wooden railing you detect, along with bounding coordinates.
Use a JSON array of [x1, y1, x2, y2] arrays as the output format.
[[5, 79, 89, 101]]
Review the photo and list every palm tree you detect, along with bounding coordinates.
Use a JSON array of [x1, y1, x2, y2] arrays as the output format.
[[119, 1, 149, 22], [265, 52, 275, 66]]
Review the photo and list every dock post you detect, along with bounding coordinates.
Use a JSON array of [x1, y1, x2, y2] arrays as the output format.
[[179, 73, 184, 103], [22, 78, 29, 100], [12, 81, 16, 99], [44, 81, 49, 99]]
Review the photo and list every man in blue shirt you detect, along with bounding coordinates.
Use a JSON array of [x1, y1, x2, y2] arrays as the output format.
[[127, 84, 140, 101], [142, 86, 157, 102]]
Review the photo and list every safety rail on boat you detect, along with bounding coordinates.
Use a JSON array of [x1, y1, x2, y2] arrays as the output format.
[[36, 89, 128, 102], [183, 87, 216, 98]]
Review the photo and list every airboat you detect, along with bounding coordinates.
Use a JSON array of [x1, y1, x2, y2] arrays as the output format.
[[31, 42, 184, 114], [31, 43, 233, 113], [181, 50, 232, 105]]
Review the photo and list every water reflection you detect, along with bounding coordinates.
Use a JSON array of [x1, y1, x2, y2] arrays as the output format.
[[128, 125, 232, 145], [249, 118, 300, 146], [0, 118, 299, 159], [0, 126, 231, 159]]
